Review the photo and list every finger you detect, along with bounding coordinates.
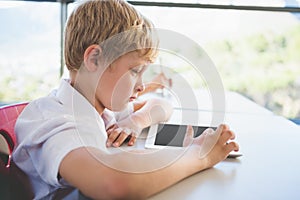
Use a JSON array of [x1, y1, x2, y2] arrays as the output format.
[[128, 135, 137, 146], [225, 141, 239, 154], [106, 128, 122, 147], [215, 124, 232, 141], [202, 127, 215, 136], [183, 125, 194, 147], [113, 132, 130, 147], [219, 130, 236, 145], [215, 124, 229, 135], [106, 124, 118, 135], [222, 124, 230, 132]]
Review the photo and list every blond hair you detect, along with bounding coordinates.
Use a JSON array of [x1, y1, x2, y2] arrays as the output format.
[[64, 0, 158, 71]]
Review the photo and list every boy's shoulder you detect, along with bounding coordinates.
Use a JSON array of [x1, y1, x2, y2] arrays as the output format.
[[23, 91, 66, 119]]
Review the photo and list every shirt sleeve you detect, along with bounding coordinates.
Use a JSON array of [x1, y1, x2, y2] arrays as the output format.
[[102, 109, 117, 130], [37, 115, 108, 186], [14, 101, 108, 188], [114, 102, 134, 122]]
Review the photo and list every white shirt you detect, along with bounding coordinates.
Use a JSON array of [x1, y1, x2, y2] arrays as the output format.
[[12, 79, 108, 199]]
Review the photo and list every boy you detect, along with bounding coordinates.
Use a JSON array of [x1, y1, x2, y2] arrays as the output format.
[[12, 0, 239, 199]]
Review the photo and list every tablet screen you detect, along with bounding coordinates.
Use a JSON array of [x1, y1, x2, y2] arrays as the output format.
[[154, 124, 216, 147]]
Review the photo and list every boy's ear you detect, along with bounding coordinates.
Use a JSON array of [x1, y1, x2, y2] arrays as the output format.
[[83, 44, 102, 72]]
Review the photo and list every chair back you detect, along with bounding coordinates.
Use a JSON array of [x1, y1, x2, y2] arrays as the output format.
[[0, 102, 28, 153], [0, 102, 79, 199], [0, 102, 34, 200]]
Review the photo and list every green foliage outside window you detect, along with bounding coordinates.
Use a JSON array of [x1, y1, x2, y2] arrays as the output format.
[[206, 25, 300, 118]]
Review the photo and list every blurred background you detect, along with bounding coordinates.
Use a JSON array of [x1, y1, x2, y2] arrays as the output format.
[[0, 0, 299, 122]]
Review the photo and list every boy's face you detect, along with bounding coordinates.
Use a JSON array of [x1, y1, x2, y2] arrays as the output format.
[[96, 51, 148, 111]]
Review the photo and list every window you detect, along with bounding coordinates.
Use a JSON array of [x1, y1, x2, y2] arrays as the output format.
[[132, 3, 300, 119], [1, 0, 299, 120], [0, 1, 61, 103], [130, 0, 300, 8]]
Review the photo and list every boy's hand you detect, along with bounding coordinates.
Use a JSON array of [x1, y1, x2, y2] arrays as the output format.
[[184, 124, 239, 168], [106, 124, 137, 147]]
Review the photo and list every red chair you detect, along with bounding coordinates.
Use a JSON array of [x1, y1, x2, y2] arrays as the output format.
[[0, 102, 75, 199], [0, 102, 35, 200], [0, 102, 28, 156]]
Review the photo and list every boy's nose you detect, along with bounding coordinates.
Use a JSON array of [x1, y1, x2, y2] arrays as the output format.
[[135, 75, 145, 93]]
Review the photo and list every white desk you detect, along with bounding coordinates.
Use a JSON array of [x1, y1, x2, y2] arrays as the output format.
[[148, 111, 300, 200], [140, 90, 273, 116], [74, 92, 299, 200], [114, 91, 300, 200]]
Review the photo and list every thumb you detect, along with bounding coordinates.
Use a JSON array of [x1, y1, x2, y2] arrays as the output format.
[[183, 125, 194, 147]]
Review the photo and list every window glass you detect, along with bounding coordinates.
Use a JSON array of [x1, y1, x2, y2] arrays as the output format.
[[130, 0, 300, 8], [0, 1, 61, 104], [134, 5, 300, 119], [14, 1, 298, 120]]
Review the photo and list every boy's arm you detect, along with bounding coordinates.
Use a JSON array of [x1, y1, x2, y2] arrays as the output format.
[[129, 98, 174, 127], [121, 98, 173, 127], [59, 124, 239, 200], [106, 98, 173, 147]]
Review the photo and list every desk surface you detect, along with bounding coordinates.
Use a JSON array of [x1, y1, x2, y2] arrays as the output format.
[[140, 90, 273, 116], [148, 112, 300, 200], [142, 91, 300, 199], [115, 92, 300, 200], [74, 92, 299, 200]]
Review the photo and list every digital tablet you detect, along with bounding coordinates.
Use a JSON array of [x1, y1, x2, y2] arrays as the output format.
[[145, 123, 242, 158]]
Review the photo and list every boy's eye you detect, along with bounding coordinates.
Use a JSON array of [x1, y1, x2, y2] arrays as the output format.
[[130, 69, 139, 76], [130, 66, 144, 76]]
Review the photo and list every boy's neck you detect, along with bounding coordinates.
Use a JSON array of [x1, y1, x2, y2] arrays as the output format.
[[69, 70, 105, 115]]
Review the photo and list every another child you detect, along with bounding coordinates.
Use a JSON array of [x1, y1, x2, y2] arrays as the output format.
[[12, 0, 239, 199], [137, 72, 172, 96]]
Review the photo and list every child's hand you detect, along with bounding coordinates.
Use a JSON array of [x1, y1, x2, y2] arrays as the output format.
[[184, 124, 239, 169], [106, 124, 137, 147], [150, 72, 172, 91]]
